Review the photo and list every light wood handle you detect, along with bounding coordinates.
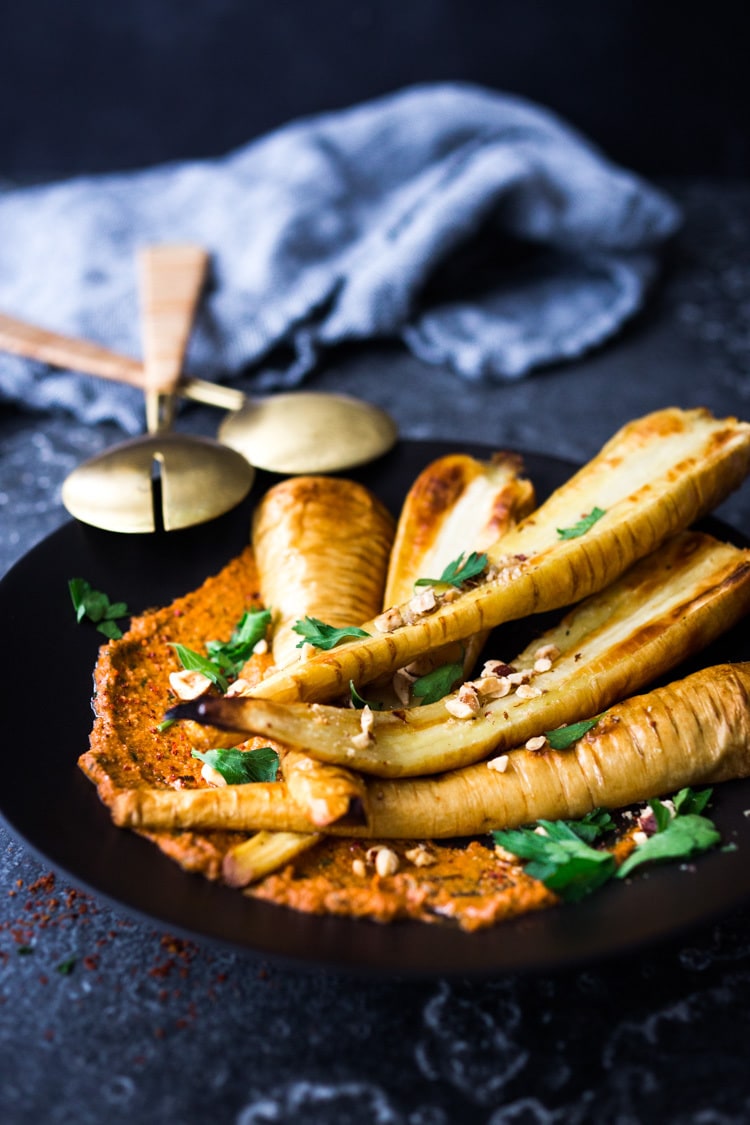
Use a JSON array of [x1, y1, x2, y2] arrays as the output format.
[[0, 312, 147, 387], [138, 245, 209, 395]]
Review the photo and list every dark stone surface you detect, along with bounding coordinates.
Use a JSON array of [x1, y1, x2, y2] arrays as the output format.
[[2, 180, 750, 1122]]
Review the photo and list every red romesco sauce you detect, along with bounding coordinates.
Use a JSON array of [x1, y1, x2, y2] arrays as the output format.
[[80, 545, 629, 930]]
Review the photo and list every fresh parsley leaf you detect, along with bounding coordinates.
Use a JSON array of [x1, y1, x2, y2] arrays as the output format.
[[414, 551, 488, 589], [560, 808, 614, 844], [56, 958, 76, 975], [349, 680, 383, 711], [16, 945, 33, 956], [556, 507, 606, 540], [69, 578, 129, 639], [617, 814, 721, 878], [191, 746, 279, 785], [292, 617, 370, 651], [545, 715, 603, 750], [493, 826, 616, 903], [493, 788, 722, 903], [672, 786, 713, 816], [171, 644, 229, 692], [96, 619, 124, 641], [412, 661, 464, 705], [206, 608, 271, 677]]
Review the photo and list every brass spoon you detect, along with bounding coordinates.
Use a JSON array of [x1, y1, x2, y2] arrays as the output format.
[[217, 388, 397, 475], [60, 246, 255, 533], [0, 313, 397, 475]]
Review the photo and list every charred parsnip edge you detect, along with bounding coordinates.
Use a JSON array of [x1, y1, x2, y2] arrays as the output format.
[[242, 409, 750, 705], [111, 663, 750, 837], [381, 451, 535, 687], [168, 533, 750, 777]]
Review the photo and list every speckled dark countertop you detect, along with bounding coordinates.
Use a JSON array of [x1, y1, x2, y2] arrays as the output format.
[[2, 181, 750, 1124]]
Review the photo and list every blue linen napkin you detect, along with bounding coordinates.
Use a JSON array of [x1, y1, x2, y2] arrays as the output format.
[[0, 83, 680, 433]]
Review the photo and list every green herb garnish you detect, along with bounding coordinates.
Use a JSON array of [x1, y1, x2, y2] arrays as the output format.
[[205, 608, 271, 677], [16, 945, 34, 956], [292, 617, 370, 651], [157, 718, 175, 733], [414, 551, 488, 589], [191, 746, 279, 785], [56, 958, 76, 975], [69, 578, 129, 639], [349, 681, 383, 711], [494, 788, 722, 901], [494, 820, 616, 903], [556, 507, 606, 540], [617, 813, 720, 878], [170, 644, 229, 693], [412, 661, 464, 705], [545, 715, 604, 750]]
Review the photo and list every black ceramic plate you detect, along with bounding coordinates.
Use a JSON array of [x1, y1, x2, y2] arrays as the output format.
[[2, 440, 750, 976]]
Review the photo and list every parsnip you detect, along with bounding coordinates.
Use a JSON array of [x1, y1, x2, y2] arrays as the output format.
[[380, 450, 535, 698], [110, 663, 750, 837], [280, 749, 368, 827], [169, 533, 750, 776], [383, 451, 535, 605], [223, 831, 322, 888], [242, 409, 750, 705], [252, 476, 395, 670]]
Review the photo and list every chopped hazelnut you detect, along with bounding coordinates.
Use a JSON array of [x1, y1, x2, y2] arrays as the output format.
[[533, 657, 553, 674], [407, 588, 437, 617], [474, 674, 511, 699], [169, 669, 213, 700], [525, 735, 547, 753], [507, 669, 533, 685], [374, 847, 400, 877], [350, 731, 372, 752], [534, 643, 560, 662], [373, 607, 404, 633], [444, 682, 481, 719], [445, 698, 478, 719], [252, 638, 269, 655], [632, 830, 649, 847], [200, 763, 227, 787], [405, 844, 437, 868], [515, 683, 542, 700], [351, 858, 367, 878], [360, 705, 375, 738], [481, 659, 515, 678], [487, 755, 509, 772]]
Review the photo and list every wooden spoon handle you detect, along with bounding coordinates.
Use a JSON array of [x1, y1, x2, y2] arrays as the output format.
[[0, 312, 146, 386], [138, 245, 209, 431]]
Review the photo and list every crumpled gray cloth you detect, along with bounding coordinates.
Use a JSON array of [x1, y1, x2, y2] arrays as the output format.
[[0, 83, 680, 434]]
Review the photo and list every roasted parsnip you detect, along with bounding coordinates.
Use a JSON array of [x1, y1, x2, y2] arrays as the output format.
[[111, 663, 750, 837], [380, 450, 535, 697], [241, 409, 750, 705], [252, 476, 395, 670], [280, 748, 368, 827], [222, 831, 322, 888], [169, 533, 750, 775]]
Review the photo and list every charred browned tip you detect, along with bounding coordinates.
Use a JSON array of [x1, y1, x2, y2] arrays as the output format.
[[164, 700, 204, 723], [164, 699, 232, 727]]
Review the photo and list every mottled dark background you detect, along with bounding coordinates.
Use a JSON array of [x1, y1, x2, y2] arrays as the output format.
[[3, 0, 749, 178]]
